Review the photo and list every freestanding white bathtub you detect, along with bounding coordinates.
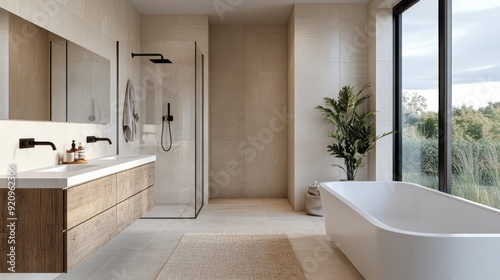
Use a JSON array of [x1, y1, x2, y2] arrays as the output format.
[[320, 181, 500, 280]]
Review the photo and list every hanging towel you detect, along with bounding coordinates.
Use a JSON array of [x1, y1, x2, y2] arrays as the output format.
[[123, 79, 139, 142]]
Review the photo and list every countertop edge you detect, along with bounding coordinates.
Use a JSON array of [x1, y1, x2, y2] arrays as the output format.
[[0, 155, 156, 189]]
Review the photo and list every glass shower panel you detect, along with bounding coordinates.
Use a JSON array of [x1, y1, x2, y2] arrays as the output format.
[[136, 41, 204, 218], [195, 43, 204, 217]]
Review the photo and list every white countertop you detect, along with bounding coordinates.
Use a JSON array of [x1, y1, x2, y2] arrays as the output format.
[[0, 155, 156, 189]]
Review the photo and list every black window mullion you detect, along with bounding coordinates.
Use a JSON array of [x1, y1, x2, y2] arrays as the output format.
[[393, 11, 403, 181], [438, 0, 452, 194]]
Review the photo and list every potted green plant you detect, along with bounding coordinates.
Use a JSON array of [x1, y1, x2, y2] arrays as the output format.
[[315, 84, 393, 180]]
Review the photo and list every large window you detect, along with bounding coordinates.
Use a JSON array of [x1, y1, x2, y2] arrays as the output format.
[[399, 0, 439, 189], [395, 0, 500, 208], [451, 0, 500, 208]]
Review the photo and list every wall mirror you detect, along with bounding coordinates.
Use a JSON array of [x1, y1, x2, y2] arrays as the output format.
[[0, 8, 110, 124]]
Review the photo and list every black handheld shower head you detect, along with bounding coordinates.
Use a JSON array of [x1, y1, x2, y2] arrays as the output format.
[[131, 53, 172, 64]]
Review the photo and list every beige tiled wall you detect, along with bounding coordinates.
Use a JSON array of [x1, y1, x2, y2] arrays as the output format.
[[368, 0, 398, 181], [289, 3, 370, 210], [210, 24, 288, 198], [0, 0, 141, 173]]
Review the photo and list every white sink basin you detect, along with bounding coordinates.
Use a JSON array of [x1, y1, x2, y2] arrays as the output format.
[[98, 155, 141, 160], [98, 156, 119, 160], [37, 165, 97, 173]]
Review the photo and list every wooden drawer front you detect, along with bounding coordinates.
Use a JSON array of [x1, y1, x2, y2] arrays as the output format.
[[65, 206, 116, 271], [65, 174, 117, 230], [0, 189, 64, 273], [116, 187, 154, 233], [116, 163, 154, 202]]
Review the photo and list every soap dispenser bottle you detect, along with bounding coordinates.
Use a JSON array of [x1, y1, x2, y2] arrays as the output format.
[[71, 140, 78, 162]]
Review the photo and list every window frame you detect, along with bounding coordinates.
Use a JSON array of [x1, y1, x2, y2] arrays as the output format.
[[393, 0, 452, 194]]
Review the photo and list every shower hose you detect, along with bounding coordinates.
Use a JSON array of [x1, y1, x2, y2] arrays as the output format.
[[161, 116, 172, 152]]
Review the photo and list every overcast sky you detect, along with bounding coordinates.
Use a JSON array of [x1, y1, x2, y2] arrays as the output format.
[[402, 0, 500, 92]]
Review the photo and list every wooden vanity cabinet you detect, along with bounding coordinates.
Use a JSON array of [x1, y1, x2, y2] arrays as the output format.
[[117, 163, 154, 202], [0, 162, 155, 273], [66, 206, 117, 270], [0, 188, 64, 273], [64, 174, 118, 271], [116, 163, 155, 233]]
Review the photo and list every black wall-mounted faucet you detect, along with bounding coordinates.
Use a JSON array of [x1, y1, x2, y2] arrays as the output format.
[[19, 138, 57, 151], [86, 136, 112, 145]]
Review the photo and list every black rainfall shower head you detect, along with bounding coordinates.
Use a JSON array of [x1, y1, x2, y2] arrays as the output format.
[[150, 58, 172, 64], [131, 53, 172, 64]]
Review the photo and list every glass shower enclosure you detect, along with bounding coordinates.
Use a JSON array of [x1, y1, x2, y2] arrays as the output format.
[[128, 41, 204, 218]]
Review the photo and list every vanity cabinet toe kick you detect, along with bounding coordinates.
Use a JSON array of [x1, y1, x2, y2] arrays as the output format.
[[0, 162, 155, 273]]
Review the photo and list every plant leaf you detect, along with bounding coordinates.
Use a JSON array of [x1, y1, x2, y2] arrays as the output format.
[[315, 83, 396, 179]]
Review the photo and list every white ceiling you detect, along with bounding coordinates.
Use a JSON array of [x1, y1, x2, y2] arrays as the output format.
[[128, 0, 369, 24]]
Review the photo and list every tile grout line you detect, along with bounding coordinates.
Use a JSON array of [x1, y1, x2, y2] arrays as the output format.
[[139, 220, 172, 252], [88, 253, 120, 280], [222, 199, 232, 233], [263, 199, 272, 233]]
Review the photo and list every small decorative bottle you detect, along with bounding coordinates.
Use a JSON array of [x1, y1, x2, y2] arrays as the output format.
[[77, 142, 85, 160], [65, 149, 74, 162]]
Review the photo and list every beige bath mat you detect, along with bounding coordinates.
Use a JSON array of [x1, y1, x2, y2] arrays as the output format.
[[155, 233, 306, 280]]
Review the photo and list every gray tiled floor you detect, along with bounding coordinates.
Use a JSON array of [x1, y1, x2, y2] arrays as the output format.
[[1, 199, 364, 280], [141, 204, 192, 218]]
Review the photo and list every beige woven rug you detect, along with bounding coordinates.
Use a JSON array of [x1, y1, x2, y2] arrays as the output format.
[[155, 233, 306, 280]]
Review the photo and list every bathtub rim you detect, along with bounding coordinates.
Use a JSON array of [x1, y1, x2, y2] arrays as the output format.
[[320, 180, 500, 238]]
